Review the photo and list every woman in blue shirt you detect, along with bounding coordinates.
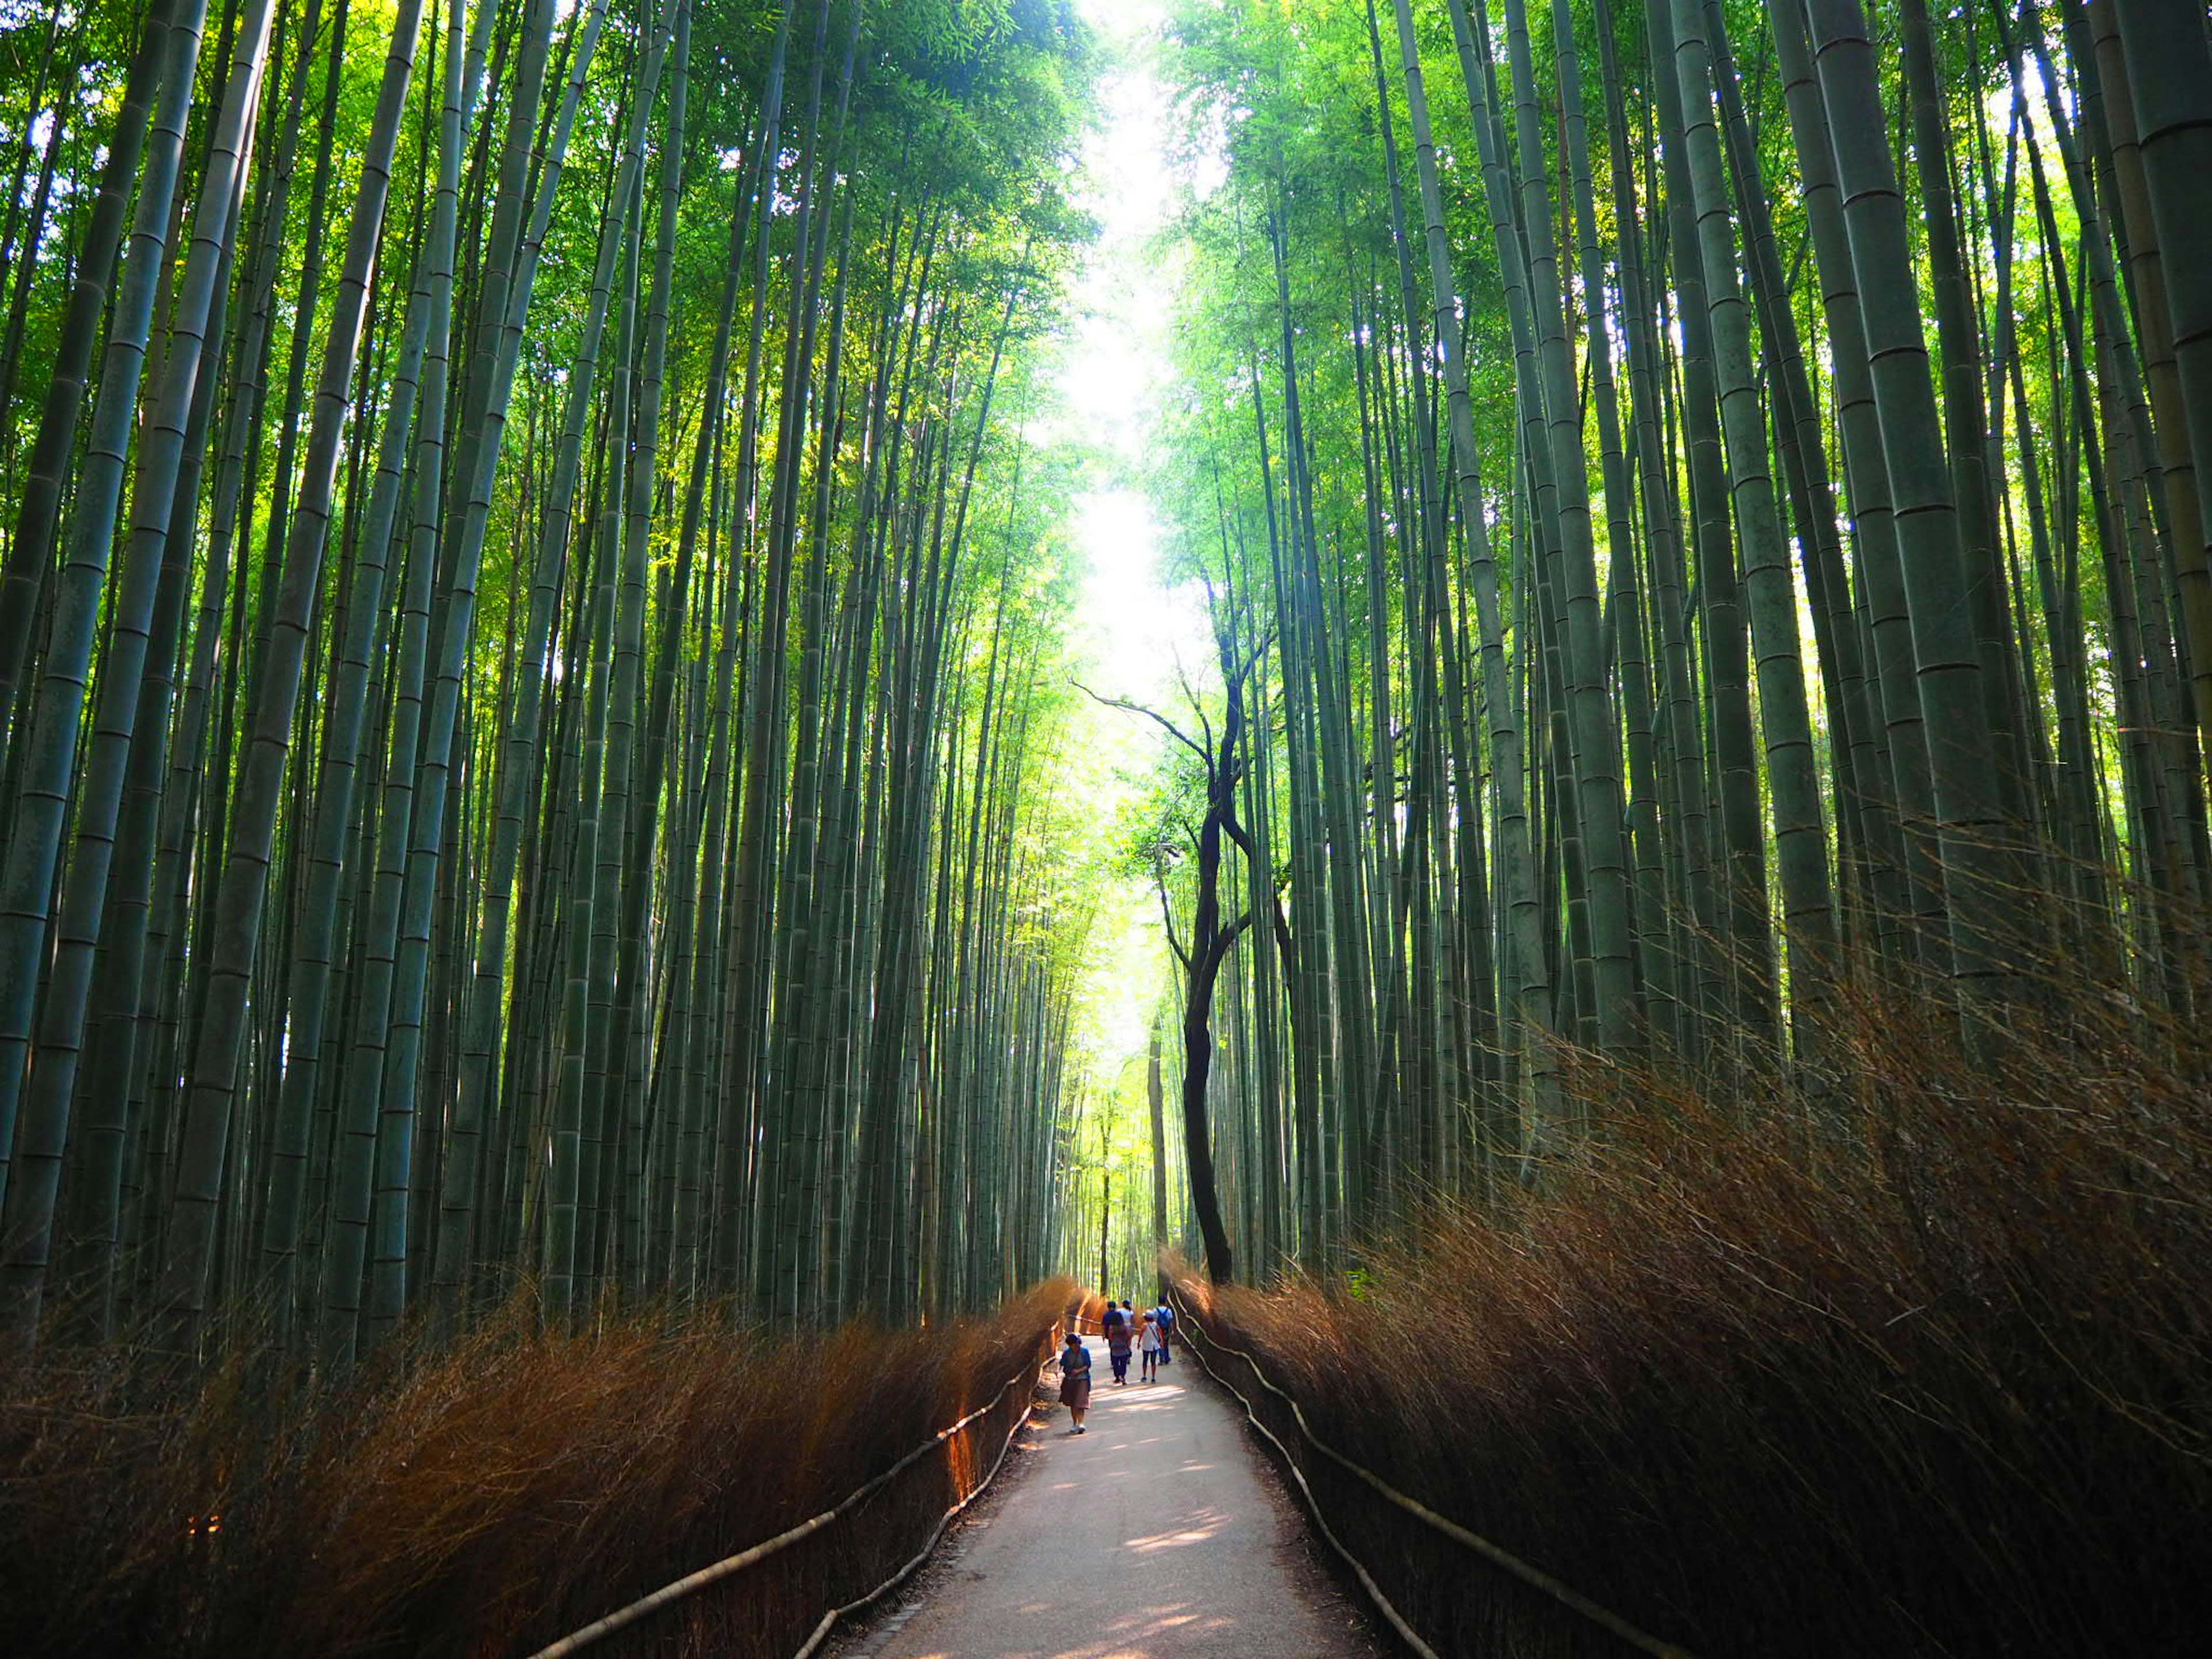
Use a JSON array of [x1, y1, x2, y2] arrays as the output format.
[[1058, 1331, 1093, 1433]]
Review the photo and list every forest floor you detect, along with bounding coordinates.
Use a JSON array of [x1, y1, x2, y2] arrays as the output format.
[[828, 1348, 1382, 1658]]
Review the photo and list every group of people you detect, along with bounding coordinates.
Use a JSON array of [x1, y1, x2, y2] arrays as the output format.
[[1055, 1297, 1176, 1434]]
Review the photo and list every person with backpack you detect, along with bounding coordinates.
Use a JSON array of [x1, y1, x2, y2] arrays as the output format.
[[1058, 1330, 1093, 1433], [1104, 1302, 1133, 1384], [1153, 1299, 1175, 1364]]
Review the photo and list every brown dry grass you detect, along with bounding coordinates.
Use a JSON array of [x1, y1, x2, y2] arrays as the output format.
[[1176, 972, 2212, 1657], [1, 1279, 1079, 1658]]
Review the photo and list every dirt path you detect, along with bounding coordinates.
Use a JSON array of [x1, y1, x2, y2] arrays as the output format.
[[842, 1344, 1382, 1659]]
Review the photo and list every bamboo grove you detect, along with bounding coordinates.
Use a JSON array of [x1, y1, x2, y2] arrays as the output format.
[[0, 0, 1108, 1357], [1138, 0, 2212, 1284]]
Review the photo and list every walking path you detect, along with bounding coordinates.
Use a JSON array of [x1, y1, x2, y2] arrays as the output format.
[[845, 1345, 1381, 1659]]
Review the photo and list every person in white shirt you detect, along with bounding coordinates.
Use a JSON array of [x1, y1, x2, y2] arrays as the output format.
[[1137, 1310, 1164, 1382]]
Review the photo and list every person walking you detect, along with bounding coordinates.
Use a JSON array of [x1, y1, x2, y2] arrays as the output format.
[[1105, 1303, 1133, 1384], [1154, 1298, 1175, 1365], [1059, 1330, 1094, 1433], [1137, 1309, 1163, 1383]]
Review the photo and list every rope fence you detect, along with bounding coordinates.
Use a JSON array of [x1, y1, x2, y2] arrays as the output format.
[[787, 1363, 1035, 1659], [523, 1327, 1060, 1659], [1169, 1292, 1703, 1659]]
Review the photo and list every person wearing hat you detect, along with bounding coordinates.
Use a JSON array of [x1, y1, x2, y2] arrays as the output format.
[[1058, 1330, 1094, 1433], [1137, 1306, 1163, 1382]]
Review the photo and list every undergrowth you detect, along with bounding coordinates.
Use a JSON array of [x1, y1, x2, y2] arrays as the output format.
[[1176, 974, 2212, 1658], [0, 1278, 1078, 1657]]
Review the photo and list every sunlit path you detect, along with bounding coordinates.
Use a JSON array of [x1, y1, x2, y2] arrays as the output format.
[[850, 1354, 1380, 1659]]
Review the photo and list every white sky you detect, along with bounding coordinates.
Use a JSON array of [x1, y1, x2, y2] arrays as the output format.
[[1049, 0, 1211, 1081], [1058, 0, 1212, 712]]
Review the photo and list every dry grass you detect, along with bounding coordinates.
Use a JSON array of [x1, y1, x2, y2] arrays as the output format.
[[1176, 972, 2212, 1657], [0, 1279, 1078, 1658]]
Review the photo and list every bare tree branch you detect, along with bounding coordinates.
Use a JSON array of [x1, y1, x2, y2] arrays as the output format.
[[1219, 810, 1263, 866], [1071, 679, 1211, 768], [1156, 875, 1192, 972]]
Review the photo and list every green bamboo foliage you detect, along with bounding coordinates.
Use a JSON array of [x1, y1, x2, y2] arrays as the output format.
[[1386, 0, 1551, 1143], [2082, 7, 2200, 789], [0, 0, 276, 1336], [2108, 1, 2212, 764], [1143, 0, 2210, 1279], [0, 0, 1103, 1357], [0, 0, 177, 739], [1665, 0, 1834, 1058], [0, 0, 214, 1229], [164, 0, 433, 1342], [1794, 0, 2018, 996]]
